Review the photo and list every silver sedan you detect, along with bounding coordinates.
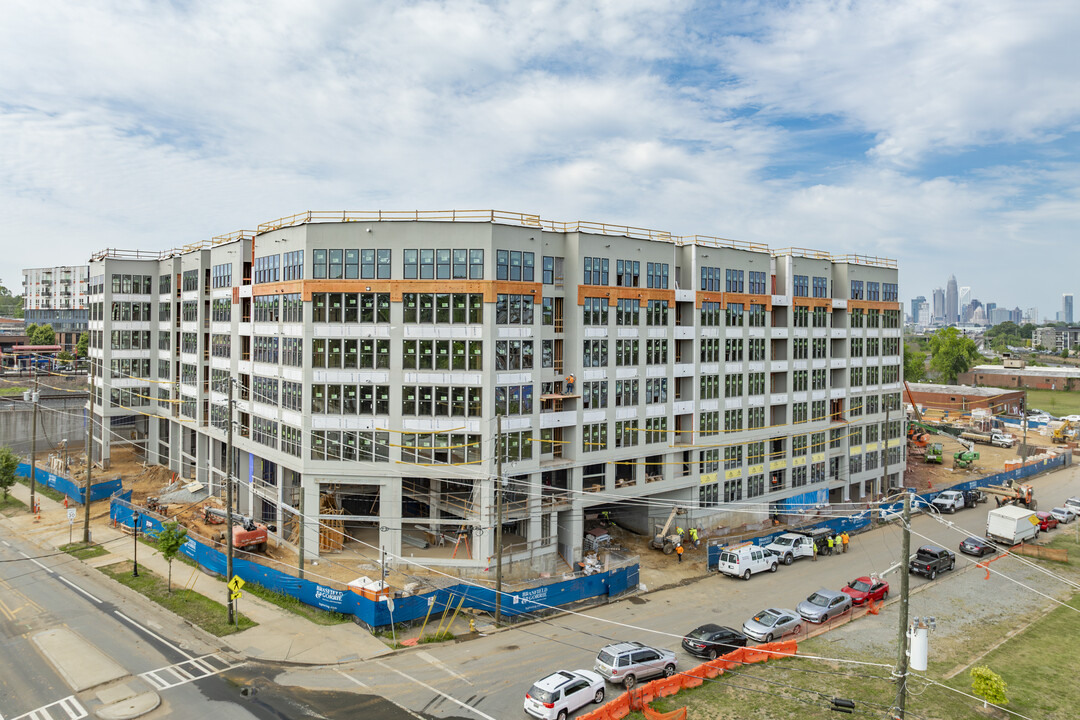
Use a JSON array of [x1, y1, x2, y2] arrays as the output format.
[[796, 589, 853, 623], [742, 608, 802, 643]]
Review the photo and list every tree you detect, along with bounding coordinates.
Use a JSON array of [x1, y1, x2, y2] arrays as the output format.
[[0, 447, 18, 501], [904, 343, 927, 382], [76, 332, 89, 358], [26, 323, 56, 346], [970, 665, 1008, 708], [1063, 348, 1070, 359], [928, 327, 981, 384], [155, 521, 189, 593], [57, 350, 73, 364]]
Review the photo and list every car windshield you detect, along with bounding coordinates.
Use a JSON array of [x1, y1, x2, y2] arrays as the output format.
[[753, 611, 779, 626], [849, 579, 871, 592], [597, 651, 615, 666], [687, 627, 713, 640], [528, 685, 554, 703], [807, 593, 829, 607], [772, 537, 794, 547], [964, 537, 982, 545], [1054, 508, 1067, 514]]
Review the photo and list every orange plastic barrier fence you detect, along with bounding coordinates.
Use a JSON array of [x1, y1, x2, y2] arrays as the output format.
[[643, 704, 687, 720], [584, 640, 800, 719]]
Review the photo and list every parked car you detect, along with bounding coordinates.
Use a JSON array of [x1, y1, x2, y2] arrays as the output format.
[[1035, 511, 1059, 531], [932, 490, 966, 514], [1065, 497, 1080, 515], [959, 537, 997, 557], [681, 624, 748, 660], [525, 670, 606, 720], [1050, 507, 1077, 524], [908, 545, 955, 579], [841, 576, 889, 605], [796, 589, 853, 623], [593, 641, 677, 689], [742, 608, 802, 643]]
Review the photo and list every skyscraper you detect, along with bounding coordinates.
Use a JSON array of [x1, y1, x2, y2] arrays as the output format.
[[946, 275, 959, 325], [1063, 294, 1074, 324], [911, 295, 926, 323], [959, 286, 971, 322], [932, 288, 945, 323]]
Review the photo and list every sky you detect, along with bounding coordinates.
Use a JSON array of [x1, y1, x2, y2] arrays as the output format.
[[1, 0, 1078, 317]]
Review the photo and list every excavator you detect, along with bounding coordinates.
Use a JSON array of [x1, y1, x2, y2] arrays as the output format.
[[650, 506, 687, 554], [982, 482, 1037, 510], [1051, 420, 1076, 444]]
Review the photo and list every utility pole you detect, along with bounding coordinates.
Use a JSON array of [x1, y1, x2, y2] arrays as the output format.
[[298, 490, 305, 580], [494, 414, 504, 625], [226, 379, 235, 625], [1021, 394, 1028, 461], [83, 363, 94, 544], [881, 404, 891, 496], [893, 492, 912, 719], [28, 374, 39, 515]]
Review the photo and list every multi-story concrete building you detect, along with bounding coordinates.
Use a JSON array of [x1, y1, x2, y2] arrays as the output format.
[[1063, 294, 1074, 325], [87, 211, 904, 571], [946, 275, 959, 325], [22, 265, 89, 352]]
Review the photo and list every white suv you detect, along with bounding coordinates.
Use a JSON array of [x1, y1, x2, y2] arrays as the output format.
[[524, 670, 605, 720]]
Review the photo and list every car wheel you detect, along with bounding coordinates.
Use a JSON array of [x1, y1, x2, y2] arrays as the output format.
[[708, 649, 718, 660], [593, 688, 605, 704], [743, 569, 751, 581], [949, 560, 955, 571], [769, 562, 778, 573], [784, 554, 793, 566], [950, 506, 955, 514], [623, 674, 637, 690], [793, 623, 802, 635], [663, 664, 675, 678], [764, 633, 773, 643], [557, 711, 567, 720], [930, 569, 937, 580], [882, 590, 889, 601]]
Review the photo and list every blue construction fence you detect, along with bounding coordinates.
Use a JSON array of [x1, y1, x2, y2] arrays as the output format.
[[708, 451, 1071, 570], [109, 496, 638, 629], [16, 462, 122, 505]]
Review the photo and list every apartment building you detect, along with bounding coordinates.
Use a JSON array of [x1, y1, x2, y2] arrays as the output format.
[[87, 211, 903, 571], [22, 265, 90, 352]]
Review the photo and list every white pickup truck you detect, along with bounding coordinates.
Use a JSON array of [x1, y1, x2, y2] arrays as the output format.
[[763, 533, 817, 565], [931, 490, 966, 514]]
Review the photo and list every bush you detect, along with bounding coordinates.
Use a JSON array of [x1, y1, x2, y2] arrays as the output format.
[[970, 665, 1008, 707]]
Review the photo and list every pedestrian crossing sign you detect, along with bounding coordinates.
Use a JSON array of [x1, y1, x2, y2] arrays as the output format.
[[228, 576, 245, 593]]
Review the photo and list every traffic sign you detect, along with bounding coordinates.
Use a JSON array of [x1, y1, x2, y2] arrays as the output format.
[[230, 591, 242, 600], [67, 508, 77, 524], [228, 575, 245, 592]]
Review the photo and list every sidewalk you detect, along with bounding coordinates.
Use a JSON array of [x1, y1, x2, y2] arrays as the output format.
[[4, 481, 391, 665]]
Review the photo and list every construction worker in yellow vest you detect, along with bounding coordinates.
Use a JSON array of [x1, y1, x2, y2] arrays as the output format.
[[826, 534, 834, 556], [689, 527, 699, 548], [676, 526, 684, 544], [841, 531, 850, 553]]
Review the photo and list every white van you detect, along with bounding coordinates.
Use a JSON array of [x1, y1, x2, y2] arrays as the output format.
[[717, 543, 778, 580]]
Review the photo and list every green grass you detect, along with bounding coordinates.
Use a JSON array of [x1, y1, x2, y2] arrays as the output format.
[[0, 385, 28, 396], [0, 493, 26, 514], [136, 534, 350, 626], [627, 588, 1080, 719], [100, 561, 257, 636], [61, 542, 109, 560], [15, 477, 67, 503], [1023, 389, 1080, 417]]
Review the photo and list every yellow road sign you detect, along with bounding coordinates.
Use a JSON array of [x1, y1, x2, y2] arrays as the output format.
[[228, 576, 245, 592], [1030, 514, 1041, 526], [231, 591, 242, 600]]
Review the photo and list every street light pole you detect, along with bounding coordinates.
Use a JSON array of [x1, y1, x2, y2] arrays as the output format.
[[893, 492, 912, 719], [132, 509, 140, 577], [83, 363, 94, 544], [494, 414, 503, 626], [226, 378, 235, 625]]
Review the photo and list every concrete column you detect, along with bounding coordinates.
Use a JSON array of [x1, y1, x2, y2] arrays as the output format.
[[302, 480, 321, 560], [379, 479, 402, 564]]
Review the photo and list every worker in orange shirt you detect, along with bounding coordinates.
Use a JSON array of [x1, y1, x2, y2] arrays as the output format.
[[566, 374, 575, 393], [676, 543, 684, 563]]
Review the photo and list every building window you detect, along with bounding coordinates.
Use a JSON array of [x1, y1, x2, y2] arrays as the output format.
[[582, 339, 608, 367], [646, 299, 668, 326], [583, 257, 609, 286], [582, 297, 608, 325], [212, 263, 232, 289], [850, 280, 864, 300], [495, 294, 535, 325], [813, 277, 828, 298], [496, 250, 534, 282], [254, 255, 280, 284], [582, 423, 607, 452], [748, 271, 767, 295], [615, 298, 639, 326], [793, 275, 808, 297], [725, 269, 744, 293], [646, 262, 669, 289], [616, 260, 640, 287]]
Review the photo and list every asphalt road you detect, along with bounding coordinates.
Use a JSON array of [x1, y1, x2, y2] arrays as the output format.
[[275, 462, 1080, 719], [0, 525, 311, 720]]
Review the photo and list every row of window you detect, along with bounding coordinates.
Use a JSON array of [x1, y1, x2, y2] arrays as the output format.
[[313, 248, 392, 280], [403, 293, 482, 324]]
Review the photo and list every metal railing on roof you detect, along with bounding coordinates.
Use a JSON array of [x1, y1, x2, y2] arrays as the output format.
[[88, 209, 897, 269]]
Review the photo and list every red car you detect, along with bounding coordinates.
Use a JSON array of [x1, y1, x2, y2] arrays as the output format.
[[841, 576, 889, 605], [1036, 512, 1059, 531]]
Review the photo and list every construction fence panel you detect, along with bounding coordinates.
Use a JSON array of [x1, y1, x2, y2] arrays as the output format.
[[108, 495, 639, 627], [16, 462, 122, 504]]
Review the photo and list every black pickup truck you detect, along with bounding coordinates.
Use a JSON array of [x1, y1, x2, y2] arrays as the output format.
[[908, 545, 956, 580]]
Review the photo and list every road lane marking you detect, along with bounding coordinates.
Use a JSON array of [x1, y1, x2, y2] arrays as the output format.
[[417, 650, 473, 685], [56, 576, 102, 604], [336, 669, 368, 687], [337, 669, 427, 719], [19, 551, 54, 574], [10, 694, 87, 720], [113, 611, 192, 659], [376, 661, 496, 720], [140, 653, 235, 691]]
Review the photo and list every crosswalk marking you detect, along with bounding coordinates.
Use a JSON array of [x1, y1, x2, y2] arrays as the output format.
[[11, 695, 86, 720], [139, 653, 236, 691]]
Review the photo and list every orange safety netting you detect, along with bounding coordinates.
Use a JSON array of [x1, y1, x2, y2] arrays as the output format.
[[642, 704, 687, 720]]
